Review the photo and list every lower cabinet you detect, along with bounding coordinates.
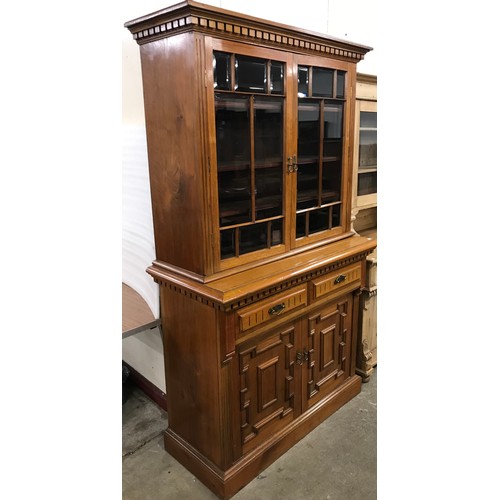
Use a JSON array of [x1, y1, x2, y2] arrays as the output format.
[[235, 293, 356, 475], [153, 243, 374, 499]]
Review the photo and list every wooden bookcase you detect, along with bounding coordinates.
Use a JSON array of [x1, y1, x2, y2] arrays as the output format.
[[125, 2, 376, 498]]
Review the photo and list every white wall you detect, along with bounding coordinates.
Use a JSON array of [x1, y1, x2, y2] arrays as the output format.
[[122, 0, 377, 389]]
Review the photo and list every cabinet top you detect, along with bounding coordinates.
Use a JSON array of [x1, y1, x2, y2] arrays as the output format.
[[124, 0, 372, 63]]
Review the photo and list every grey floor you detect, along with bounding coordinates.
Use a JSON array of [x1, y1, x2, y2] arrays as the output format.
[[123, 368, 376, 500]]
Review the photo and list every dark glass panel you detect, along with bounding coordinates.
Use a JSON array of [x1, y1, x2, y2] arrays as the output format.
[[298, 101, 320, 159], [336, 71, 346, 98], [360, 111, 377, 128], [213, 51, 231, 91], [331, 204, 341, 228], [324, 102, 343, 159], [298, 66, 309, 97], [271, 219, 283, 245], [270, 62, 284, 94], [324, 103, 343, 139], [215, 94, 250, 165], [254, 97, 283, 166], [322, 161, 342, 204], [359, 130, 377, 167], [235, 55, 266, 93], [255, 166, 283, 219], [297, 162, 319, 210], [312, 67, 333, 98], [239, 222, 269, 255], [357, 171, 377, 196], [217, 168, 251, 227], [323, 139, 342, 159], [309, 208, 330, 234], [220, 229, 236, 259], [215, 94, 251, 226], [296, 213, 306, 238]]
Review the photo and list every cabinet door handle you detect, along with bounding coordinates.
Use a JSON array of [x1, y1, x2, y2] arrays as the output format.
[[334, 274, 347, 284], [268, 302, 286, 316], [303, 348, 309, 362], [296, 351, 302, 365]]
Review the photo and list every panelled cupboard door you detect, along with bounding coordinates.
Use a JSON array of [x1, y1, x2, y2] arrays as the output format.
[[235, 292, 355, 455], [302, 294, 353, 411], [205, 39, 356, 273], [237, 320, 302, 455]]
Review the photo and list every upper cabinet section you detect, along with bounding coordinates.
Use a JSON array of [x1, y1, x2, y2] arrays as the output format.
[[125, 1, 371, 280]]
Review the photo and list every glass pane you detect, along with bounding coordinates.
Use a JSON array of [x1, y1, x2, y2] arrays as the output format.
[[297, 162, 319, 210], [213, 51, 231, 91], [254, 97, 283, 166], [336, 71, 345, 98], [309, 208, 330, 234], [220, 229, 236, 259], [271, 219, 283, 245], [324, 103, 343, 140], [215, 95, 251, 226], [235, 55, 266, 93], [298, 66, 309, 97], [270, 62, 284, 94], [218, 168, 251, 226], [298, 101, 320, 160], [331, 204, 341, 228], [312, 67, 333, 98], [359, 130, 377, 168], [256, 166, 283, 219], [358, 171, 377, 196], [296, 213, 306, 238], [360, 111, 377, 128], [239, 222, 269, 255], [322, 161, 342, 204]]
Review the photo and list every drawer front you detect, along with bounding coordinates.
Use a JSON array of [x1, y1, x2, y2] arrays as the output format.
[[311, 262, 362, 300], [238, 285, 308, 332]]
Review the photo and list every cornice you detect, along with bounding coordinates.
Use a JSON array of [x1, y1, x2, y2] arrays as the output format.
[[125, 1, 372, 63]]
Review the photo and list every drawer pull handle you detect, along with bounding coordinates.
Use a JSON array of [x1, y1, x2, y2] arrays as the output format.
[[334, 274, 347, 284], [268, 303, 286, 316]]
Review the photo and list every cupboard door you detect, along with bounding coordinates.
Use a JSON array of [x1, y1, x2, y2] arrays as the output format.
[[210, 41, 292, 270], [237, 321, 301, 454], [302, 294, 353, 411], [293, 55, 353, 248]]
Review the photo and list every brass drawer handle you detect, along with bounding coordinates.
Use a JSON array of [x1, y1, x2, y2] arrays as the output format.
[[334, 274, 347, 285], [268, 303, 286, 316]]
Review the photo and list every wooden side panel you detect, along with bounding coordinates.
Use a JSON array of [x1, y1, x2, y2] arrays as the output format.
[[139, 33, 209, 276], [303, 294, 353, 411], [160, 287, 224, 467]]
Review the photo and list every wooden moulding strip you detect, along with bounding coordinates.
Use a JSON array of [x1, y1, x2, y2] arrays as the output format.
[[124, 1, 372, 62], [147, 236, 376, 311]]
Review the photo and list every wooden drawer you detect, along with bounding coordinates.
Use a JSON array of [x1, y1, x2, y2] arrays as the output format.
[[310, 262, 362, 301], [237, 284, 308, 333]]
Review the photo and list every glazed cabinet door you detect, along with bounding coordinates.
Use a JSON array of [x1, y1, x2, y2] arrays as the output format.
[[237, 320, 301, 455], [207, 39, 293, 272], [302, 294, 354, 411], [292, 54, 354, 249]]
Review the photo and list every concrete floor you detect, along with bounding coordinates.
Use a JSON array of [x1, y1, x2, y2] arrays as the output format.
[[123, 368, 376, 500]]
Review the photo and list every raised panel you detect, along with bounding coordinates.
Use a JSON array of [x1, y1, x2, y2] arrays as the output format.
[[303, 295, 353, 411], [238, 322, 301, 454]]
